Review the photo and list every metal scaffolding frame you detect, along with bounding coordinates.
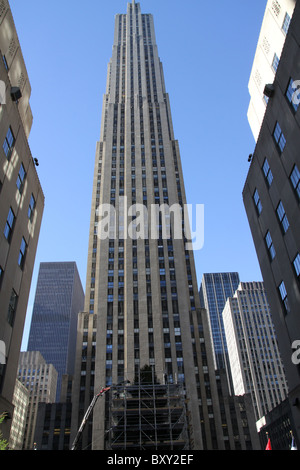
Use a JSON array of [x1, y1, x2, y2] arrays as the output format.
[[106, 379, 190, 450]]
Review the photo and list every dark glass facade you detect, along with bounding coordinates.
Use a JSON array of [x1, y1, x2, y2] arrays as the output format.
[[27, 262, 84, 401], [199, 272, 240, 393]]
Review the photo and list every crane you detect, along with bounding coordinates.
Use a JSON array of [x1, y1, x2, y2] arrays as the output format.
[[71, 386, 111, 450], [71, 380, 130, 450]]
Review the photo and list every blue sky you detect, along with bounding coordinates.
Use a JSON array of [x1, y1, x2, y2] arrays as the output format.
[[8, 1, 267, 349]]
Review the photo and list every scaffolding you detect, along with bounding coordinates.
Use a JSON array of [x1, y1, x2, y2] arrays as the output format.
[[106, 380, 190, 450]]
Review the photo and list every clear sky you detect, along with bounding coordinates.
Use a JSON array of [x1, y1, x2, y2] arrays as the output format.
[[7, 1, 267, 350]]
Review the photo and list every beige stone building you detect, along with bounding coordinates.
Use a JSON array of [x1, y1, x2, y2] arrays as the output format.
[[8, 378, 29, 450], [17, 351, 57, 450], [0, 0, 44, 441], [223, 282, 288, 422], [247, 0, 296, 141], [70, 1, 224, 450]]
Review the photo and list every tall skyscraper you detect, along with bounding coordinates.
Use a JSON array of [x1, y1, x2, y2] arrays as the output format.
[[27, 262, 84, 401], [223, 282, 288, 422], [243, 0, 300, 442], [0, 0, 44, 442], [199, 272, 240, 379], [71, 1, 224, 450]]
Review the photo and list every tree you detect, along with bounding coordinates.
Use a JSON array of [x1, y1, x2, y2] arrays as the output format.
[[133, 364, 160, 385], [0, 414, 8, 450]]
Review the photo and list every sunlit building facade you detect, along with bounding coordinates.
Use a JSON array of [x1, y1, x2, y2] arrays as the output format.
[[70, 1, 224, 450], [247, 0, 296, 141], [0, 0, 44, 441], [223, 282, 288, 422]]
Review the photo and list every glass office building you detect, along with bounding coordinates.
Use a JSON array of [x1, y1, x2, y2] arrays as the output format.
[[200, 272, 240, 393], [27, 262, 84, 401]]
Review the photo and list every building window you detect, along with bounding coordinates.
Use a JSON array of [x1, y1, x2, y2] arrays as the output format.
[[273, 122, 286, 153], [7, 289, 18, 326], [271, 53, 280, 73], [276, 201, 289, 233], [282, 12, 291, 35], [2, 126, 15, 160], [28, 194, 36, 221], [290, 165, 300, 201], [4, 207, 15, 242], [263, 94, 269, 106], [293, 253, 300, 279], [278, 281, 290, 314], [253, 189, 262, 215], [271, 0, 281, 17], [0, 266, 3, 289], [265, 231, 276, 261], [262, 158, 273, 187], [286, 78, 299, 112], [2, 54, 8, 71], [18, 237, 27, 270], [16, 163, 26, 194]]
